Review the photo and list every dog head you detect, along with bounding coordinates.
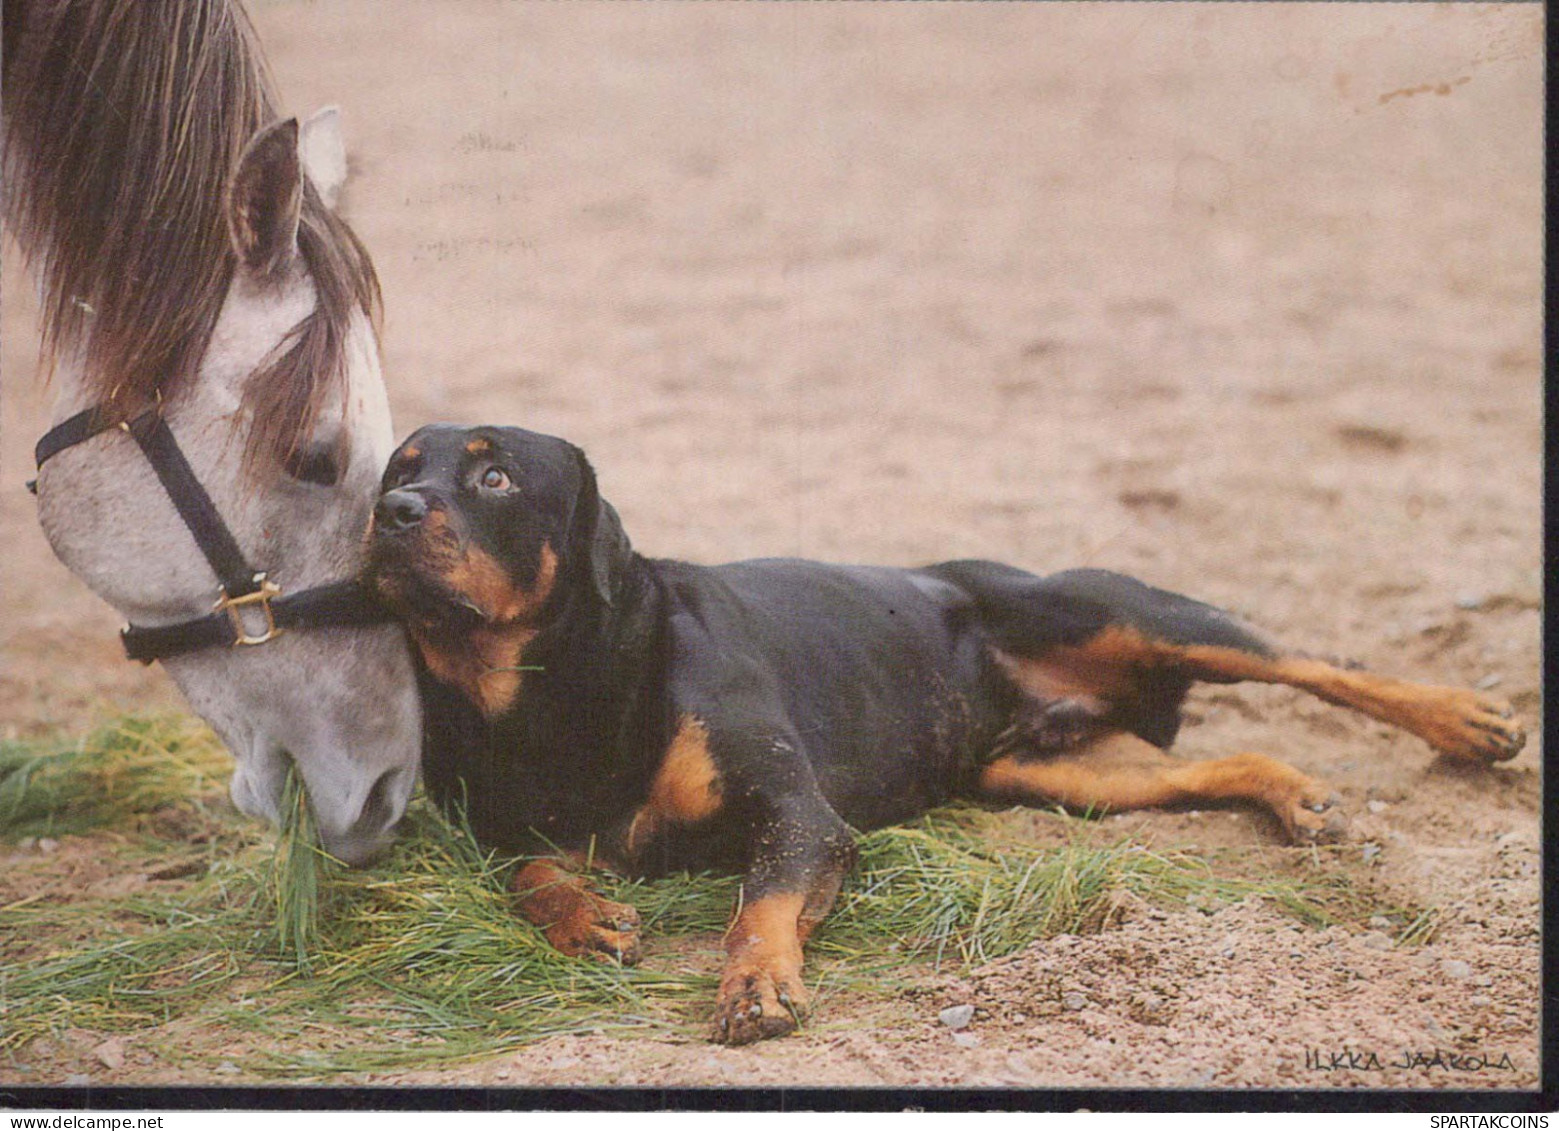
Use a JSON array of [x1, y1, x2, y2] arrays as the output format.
[[366, 424, 631, 637]]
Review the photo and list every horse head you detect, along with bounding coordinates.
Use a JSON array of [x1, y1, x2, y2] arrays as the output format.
[[22, 99, 422, 865]]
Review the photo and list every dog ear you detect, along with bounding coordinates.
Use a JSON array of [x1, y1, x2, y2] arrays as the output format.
[[571, 449, 632, 608]]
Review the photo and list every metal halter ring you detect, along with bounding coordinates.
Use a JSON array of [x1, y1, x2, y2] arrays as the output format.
[[215, 575, 285, 647]]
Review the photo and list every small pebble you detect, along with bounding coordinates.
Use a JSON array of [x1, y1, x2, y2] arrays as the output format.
[[64, 1074, 91, 1086], [1440, 959, 1473, 980], [938, 1004, 975, 1030], [1366, 800, 1388, 814], [1368, 916, 1393, 930], [951, 1031, 981, 1049], [1360, 931, 1393, 951], [214, 1062, 241, 1076], [1469, 995, 1492, 1008], [1362, 843, 1382, 863], [1061, 992, 1089, 1012], [1455, 592, 1485, 611], [1129, 992, 1172, 1025], [37, 837, 59, 854], [1476, 673, 1503, 691]]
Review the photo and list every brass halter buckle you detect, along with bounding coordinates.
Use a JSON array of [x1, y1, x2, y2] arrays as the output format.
[[216, 575, 284, 646]]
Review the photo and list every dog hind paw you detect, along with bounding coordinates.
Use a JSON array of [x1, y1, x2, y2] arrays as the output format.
[[1419, 690, 1526, 764], [1278, 782, 1349, 845]]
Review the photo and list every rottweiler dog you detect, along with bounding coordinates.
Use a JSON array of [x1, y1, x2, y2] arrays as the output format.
[[365, 423, 1525, 1046]]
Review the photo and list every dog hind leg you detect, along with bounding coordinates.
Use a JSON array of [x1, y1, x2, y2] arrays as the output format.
[[930, 562, 1525, 763], [977, 730, 1347, 843]]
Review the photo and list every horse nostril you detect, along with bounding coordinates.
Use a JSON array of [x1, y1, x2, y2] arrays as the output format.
[[359, 766, 407, 834], [375, 488, 427, 532]]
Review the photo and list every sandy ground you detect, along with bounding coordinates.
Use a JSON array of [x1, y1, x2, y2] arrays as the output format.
[[0, 1, 1543, 1095]]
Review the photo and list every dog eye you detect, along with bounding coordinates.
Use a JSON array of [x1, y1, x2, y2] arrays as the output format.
[[479, 466, 511, 491]]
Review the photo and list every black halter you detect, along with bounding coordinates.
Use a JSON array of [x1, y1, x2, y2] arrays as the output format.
[[31, 405, 393, 663]]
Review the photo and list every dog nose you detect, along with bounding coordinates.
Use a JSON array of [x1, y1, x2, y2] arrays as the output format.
[[375, 488, 428, 532]]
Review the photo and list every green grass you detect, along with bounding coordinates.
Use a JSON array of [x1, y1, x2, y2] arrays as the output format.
[[0, 713, 1434, 1077], [0, 714, 231, 838], [271, 766, 330, 972]]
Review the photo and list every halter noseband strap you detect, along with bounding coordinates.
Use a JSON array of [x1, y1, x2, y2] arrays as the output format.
[[32, 405, 392, 664]]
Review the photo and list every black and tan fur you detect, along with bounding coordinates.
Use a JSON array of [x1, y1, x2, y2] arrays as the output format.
[[367, 424, 1526, 1046]]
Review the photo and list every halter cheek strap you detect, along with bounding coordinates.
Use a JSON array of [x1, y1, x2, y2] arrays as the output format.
[[31, 405, 392, 663]]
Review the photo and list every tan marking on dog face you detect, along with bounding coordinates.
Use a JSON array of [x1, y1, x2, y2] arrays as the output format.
[[464, 436, 494, 455], [400, 534, 559, 718], [368, 505, 456, 603], [440, 541, 558, 624], [442, 543, 518, 621], [418, 506, 457, 548], [413, 620, 537, 718]]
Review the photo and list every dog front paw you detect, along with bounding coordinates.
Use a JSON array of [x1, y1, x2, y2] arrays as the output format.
[[543, 896, 642, 966], [511, 860, 643, 966], [710, 963, 806, 1046]]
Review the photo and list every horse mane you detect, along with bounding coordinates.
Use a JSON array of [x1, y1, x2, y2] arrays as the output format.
[[2, 0, 382, 476]]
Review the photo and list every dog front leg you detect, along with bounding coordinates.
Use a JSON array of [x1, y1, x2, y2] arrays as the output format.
[[712, 803, 857, 1046], [511, 854, 642, 966]]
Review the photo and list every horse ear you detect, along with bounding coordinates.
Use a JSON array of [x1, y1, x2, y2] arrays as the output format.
[[227, 118, 302, 278], [300, 106, 349, 208], [572, 449, 632, 608]]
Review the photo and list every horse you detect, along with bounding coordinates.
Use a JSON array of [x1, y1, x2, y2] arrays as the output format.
[[3, 0, 421, 865]]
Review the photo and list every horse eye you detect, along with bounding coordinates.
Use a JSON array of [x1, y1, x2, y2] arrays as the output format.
[[285, 442, 341, 487], [480, 466, 511, 491]]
